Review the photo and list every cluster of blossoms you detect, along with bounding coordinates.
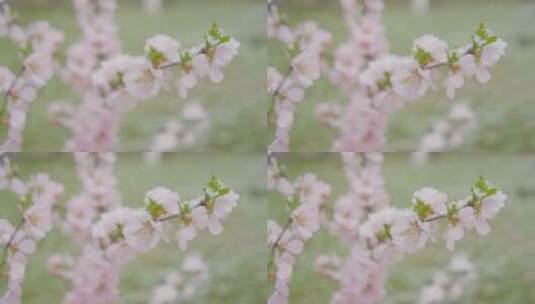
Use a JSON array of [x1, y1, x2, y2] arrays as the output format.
[[0, 2, 64, 151], [49, 0, 238, 152], [419, 254, 477, 304], [267, 155, 331, 304], [270, 0, 506, 152], [48, 250, 210, 304], [267, 1, 332, 152], [150, 253, 210, 304], [315, 152, 392, 303], [333, 177, 504, 303], [321, 21, 505, 152], [145, 102, 211, 164], [360, 176, 507, 261], [0, 157, 64, 304], [91, 22, 239, 104], [412, 102, 477, 165], [49, 163, 238, 303], [327, 153, 389, 243], [269, 153, 508, 304], [46, 152, 122, 303]]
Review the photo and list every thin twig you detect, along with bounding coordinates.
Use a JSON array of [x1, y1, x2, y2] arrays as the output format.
[[270, 217, 292, 258], [1, 66, 25, 115], [422, 191, 494, 223], [155, 213, 181, 222], [158, 47, 207, 70], [0, 218, 25, 270], [270, 66, 292, 106], [154, 200, 207, 222], [422, 49, 474, 71], [159, 61, 182, 70], [268, 66, 293, 126]]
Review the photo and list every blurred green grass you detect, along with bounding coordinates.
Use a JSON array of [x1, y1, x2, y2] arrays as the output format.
[[269, 153, 535, 303], [0, 0, 266, 152], [269, 1, 535, 152], [0, 152, 267, 303]]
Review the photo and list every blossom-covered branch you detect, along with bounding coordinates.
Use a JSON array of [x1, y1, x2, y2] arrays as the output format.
[[0, 3, 64, 151], [48, 0, 238, 152], [51, 163, 239, 303], [269, 153, 508, 304], [0, 157, 64, 303], [267, 155, 331, 304], [269, 0, 506, 152], [267, 0, 332, 152], [360, 176, 507, 260]]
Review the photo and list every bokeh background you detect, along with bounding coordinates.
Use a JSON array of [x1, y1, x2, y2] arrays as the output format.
[[0, 0, 266, 152], [268, 152, 535, 303], [0, 152, 267, 303], [268, 0, 535, 152]]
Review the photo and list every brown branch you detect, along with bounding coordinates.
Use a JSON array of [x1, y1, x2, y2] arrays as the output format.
[[155, 213, 181, 222], [271, 66, 293, 106], [268, 66, 293, 126], [422, 191, 494, 223], [0, 217, 25, 270], [159, 61, 182, 70], [1, 66, 25, 115], [422, 49, 474, 71], [154, 200, 207, 222], [270, 217, 292, 259]]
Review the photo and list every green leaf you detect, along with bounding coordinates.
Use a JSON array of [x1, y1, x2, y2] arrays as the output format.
[[109, 72, 124, 90], [287, 195, 299, 210], [473, 176, 497, 197], [475, 22, 488, 40], [146, 198, 166, 219], [474, 22, 498, 47], [207, 175, 230, 196], [446, 202, 460, 224], [376, 72, 392, 91], [180, 51, 193, 69], [179, 201, 192, 215], [109, 223, 124, 241], [147, 46, 166, 67], [414, 46, 433, 66], [19, 43, 33, 58], [448, 50, 459, 65], [413, 198, 433, 220], [267, 259, 276, 280], [208, 22, 223, 40], [377, 224, 392, 242]]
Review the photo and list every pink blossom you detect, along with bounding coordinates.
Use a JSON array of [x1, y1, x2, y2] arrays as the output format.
[[123, 209, 162, 253], [123, 57, 163, 100], [474, 39, 507, 83], [290, 203, 320, 240], [413, 35, 449, 65], [291, 51, 321, 88], [145, 187, 181, 218], [23, 203, 53, 240], [23, 52, 54, 87], [145, 34, 181, 65]]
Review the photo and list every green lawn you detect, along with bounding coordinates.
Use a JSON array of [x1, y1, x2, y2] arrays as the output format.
[[0, 152, 267, 303], [269, 0, 535, 152], [0, 0, 267, 152], [269, 153, 535, 303]]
